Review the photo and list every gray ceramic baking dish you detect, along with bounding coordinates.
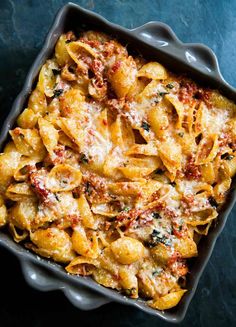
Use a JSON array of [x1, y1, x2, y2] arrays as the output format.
[[0, 2, 236, 323]]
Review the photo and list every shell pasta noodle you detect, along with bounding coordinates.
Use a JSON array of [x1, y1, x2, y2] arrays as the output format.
[[1, 29, 236, 311]]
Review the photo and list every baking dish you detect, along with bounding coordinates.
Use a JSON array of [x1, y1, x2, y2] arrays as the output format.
[[0, 2, 236, 323]]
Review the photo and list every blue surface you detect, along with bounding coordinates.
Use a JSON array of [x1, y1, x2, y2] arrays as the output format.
[[0, 1, 236, 326]]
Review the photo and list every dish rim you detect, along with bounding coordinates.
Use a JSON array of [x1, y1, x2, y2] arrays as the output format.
[[0, 2, 236, 323]]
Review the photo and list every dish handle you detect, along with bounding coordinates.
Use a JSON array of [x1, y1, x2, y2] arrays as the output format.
[[130, 22, 223, 81], [20, 258, 111, 310]]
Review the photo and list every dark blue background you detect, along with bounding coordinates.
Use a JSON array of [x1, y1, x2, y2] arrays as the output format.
[[0, 1, 236, 326]]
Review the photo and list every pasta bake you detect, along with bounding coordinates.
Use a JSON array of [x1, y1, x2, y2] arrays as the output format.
[[0, 30, 236, 310]]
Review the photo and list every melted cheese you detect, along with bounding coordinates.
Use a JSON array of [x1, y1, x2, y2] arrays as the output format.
[[1, 30, 236, 312]]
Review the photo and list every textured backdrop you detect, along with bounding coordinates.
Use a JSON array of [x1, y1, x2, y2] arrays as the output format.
[[0, 1, 236, 326]]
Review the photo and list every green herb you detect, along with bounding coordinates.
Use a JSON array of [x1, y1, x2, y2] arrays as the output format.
[[61, 179, 68, 186], [108, 216, 117, 222], [19, 134, 25, 139], [52, 68, 61, 76], [141, 121, 150, 132], [178, 132, 184, 138], [85, 182, 92, 195], [153, 98, 160, 104], [20, 166, 28, 175], [73, 192, 80, 199], [208, 196, 218, 208], [166, 83, 174, 89], [152, 212, 161, 219], [53, 89, 63, 98], [79, 153, 89, 164], [159, 91, 169, 96], [68, 65, 76, 73], [152, 269, 162, 277], [124, 287, 136, 296], [146, 229, 171, 248], [221, 153, 234, 161], [123, 207, 130, 212], [154, 168, 164, 175], [193, 92, 201, 99]]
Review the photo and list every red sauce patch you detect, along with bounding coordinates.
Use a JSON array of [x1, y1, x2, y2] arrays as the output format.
[[178, 79, 212, 108], [181, 195, 194, 215], [184, 156, 201, 180], [164, 207, 178, 219], [91, 59, 104, 74], [29, 167, 53, 204], [111, 61, 121, 73], [168, 252, 188, 276], [69, 214, 81, 228], [178, 80, 198, 105], [116, 208, 142, 229], [81, 39, 100, 48]]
